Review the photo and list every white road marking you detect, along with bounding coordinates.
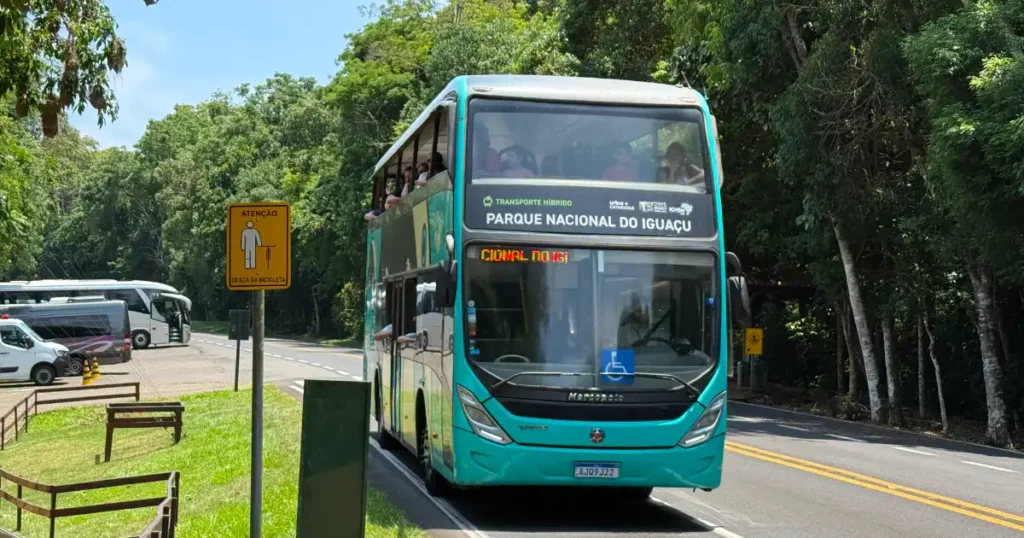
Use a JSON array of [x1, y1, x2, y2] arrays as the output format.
[[368, 436, 490, 538], [778, 424, 812, 432], [960, 460, 1017, 473], [298, 360, 309, 364], [283, 357, 294, 361], [336, 370, 351, 376], [270, 354, 282, 358], [651, 497, 746, 538], [291, 381, 304, 394], [323, 366, 335, 371], [826, 434, 861, 442], [892, 446, 936, 457], [311, 362, 321, 367]]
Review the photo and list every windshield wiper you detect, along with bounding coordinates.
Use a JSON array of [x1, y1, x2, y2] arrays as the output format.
[[489, 369, 706, 398]]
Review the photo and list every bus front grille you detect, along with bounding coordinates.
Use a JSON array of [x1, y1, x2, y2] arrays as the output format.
[[494, 397, 693, 422]]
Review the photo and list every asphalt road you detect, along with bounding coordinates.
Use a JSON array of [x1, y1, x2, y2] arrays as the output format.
[[190, 333, 1024, 538]]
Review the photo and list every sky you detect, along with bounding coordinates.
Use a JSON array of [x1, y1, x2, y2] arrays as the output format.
[[69, 0, 371, 149]]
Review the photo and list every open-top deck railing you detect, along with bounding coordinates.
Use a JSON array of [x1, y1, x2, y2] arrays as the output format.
[[1, 382, 140, 450], [0, 469, 179, 538]]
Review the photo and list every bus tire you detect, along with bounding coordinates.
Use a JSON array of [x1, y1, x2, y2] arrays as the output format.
[[417, 393, 452, 497], [132, 330, 151, 350], [375, 379, 400, 450], [31, 364, 57, 386], [68, 356, 85, 376]]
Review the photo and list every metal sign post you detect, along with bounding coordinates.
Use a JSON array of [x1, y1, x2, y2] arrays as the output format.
[[228, 309, 251, 392], [251, 289, 265, 538], [225, 201, 291, 538], [745, 328, 764, 391]]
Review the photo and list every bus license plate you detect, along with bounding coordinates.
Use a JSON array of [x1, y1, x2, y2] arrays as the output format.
[[574, 462, 620, 479]]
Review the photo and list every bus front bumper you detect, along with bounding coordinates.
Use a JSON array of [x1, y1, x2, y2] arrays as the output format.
[[451, 427, 725, 489]]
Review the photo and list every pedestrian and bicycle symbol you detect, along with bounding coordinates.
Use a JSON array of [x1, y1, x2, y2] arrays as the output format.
[[600, 349, 635, 385], [226, 202, 291, 291]]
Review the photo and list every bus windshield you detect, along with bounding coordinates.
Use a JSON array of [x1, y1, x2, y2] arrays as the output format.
[[463, 245, 717, 392], [468, 99, 710, 192]]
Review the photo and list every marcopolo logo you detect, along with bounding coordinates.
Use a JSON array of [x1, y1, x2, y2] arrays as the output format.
[[483, 196, 494, 207]]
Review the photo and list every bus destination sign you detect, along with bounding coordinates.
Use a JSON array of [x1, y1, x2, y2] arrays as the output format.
[[465, 184, 715, 237], [480, 247, 570, 264]]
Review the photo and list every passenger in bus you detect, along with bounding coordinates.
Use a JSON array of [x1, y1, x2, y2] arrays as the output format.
[[663, 142, 705, 187], [400, 166, 414, 197], [385, 176, 402, 210], [472, 124, 501, 177], [541, 155, 561, 177], [430, 152, 447, 176], [500, 145, 536, 178], [365, 193, 387, 221], [415, 162, 430, 187], [602, 142, 638, 182]]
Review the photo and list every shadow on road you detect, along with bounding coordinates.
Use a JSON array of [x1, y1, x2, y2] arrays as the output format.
[[447, 487, 711, 534]]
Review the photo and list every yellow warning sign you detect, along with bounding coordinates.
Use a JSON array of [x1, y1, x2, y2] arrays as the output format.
[[226, 202, 291, 291], [745, 328, 763, 356]]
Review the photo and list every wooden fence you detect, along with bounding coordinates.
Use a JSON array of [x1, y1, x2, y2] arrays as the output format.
[[1, 383, 141, 450], [0, 469, 178, 538]]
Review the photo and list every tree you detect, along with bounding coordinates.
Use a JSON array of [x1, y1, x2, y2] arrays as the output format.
[[0, 0, 158, 136]]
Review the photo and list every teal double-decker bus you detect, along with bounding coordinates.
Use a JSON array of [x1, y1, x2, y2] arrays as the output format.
[[363, 75, 751, 499]]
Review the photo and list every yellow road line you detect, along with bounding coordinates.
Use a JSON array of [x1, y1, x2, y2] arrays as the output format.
[[725, 441, 1024, 532]]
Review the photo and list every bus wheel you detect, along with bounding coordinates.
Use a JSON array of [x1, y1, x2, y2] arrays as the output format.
[[418, 397, 453, 497], [132, 330, 151, 350], [375, 380, 399, 450], [68, 356, 85, 376]]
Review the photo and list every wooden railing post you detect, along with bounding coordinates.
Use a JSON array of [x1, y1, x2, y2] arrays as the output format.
[[172, 472, 180, 536], [16, 484, 23, 531], [24, 398, 29, 433], [49, 492, 57, 538], [33, 391, 38, 415], [2, 415, 6, 450], [14, 405, 18, 442]]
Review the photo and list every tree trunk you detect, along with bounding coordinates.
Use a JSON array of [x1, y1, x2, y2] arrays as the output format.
[[841, 303, 859, 401], [836, 304, 845, 394], [991, 283, 1011, 367], [917, 311, 927, 419], [966, 264, 1014, 448], [881, 314, 905, 427], [834, 222, 886, 423], [922, 310, 948, 434], [312, 292, 321, 336]]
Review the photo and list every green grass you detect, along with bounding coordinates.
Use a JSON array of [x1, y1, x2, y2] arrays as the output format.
[[190, 320, 360, 348], [0, 387, 423, 538]]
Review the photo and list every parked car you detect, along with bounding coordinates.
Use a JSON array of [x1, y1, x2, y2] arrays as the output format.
[[0, 316, 70, 385], [0, 300, 132, 376]]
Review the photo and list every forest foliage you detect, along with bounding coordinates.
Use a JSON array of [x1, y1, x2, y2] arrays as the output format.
[[2, 0, 1023, 447]]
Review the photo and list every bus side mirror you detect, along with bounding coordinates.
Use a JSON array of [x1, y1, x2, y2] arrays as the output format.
[[726, 251, 742, 276], [728, 276, 752, 329], [25, 339, 34, 349], [445, 232, 455, 260]]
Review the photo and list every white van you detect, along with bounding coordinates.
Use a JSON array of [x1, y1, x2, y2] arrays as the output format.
[[0, 316, 70, 385]]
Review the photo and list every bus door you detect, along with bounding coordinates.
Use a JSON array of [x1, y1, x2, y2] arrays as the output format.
[[396, 277, 420, 448], [149, 297, 170, 345]]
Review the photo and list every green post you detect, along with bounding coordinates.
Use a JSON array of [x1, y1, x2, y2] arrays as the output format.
[[296, 379, 371, 538]]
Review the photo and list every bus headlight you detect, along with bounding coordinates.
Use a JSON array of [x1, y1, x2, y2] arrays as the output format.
[[679, 391, 726, 447], [457, 386, 511, 445]]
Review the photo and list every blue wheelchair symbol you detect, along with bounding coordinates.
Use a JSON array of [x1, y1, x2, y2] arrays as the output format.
[[600, 349, 635, 385]]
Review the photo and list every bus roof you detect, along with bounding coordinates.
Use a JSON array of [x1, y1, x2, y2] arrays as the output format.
[[0, 280, 179, 293], [372, 75, 707, 174]]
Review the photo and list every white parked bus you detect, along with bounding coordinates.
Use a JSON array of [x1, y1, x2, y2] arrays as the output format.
[[0, 280, 191, 349]]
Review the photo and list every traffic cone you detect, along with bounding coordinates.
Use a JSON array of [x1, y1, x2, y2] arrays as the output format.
[[81, 359, 93, 386], [91, 359, 101, 380]]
